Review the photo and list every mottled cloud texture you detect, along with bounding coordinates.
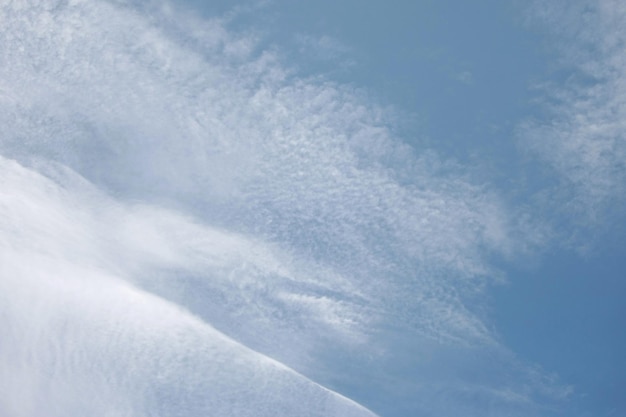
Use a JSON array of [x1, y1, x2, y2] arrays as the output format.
[[521, 0, 626, 230], [0, 0, 595, 416]]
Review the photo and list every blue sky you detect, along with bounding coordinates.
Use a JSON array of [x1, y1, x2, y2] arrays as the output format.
[[0, 1, 624, 417]]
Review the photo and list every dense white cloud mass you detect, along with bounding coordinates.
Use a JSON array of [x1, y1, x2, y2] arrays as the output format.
[[0, 0, 571, 416], [0, 156, 379, 417], [521, 0, 626, 227]]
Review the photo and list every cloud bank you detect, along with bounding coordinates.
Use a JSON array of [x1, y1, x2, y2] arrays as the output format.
[[0, 155, 381, 417], [0, 0, 576, 416]]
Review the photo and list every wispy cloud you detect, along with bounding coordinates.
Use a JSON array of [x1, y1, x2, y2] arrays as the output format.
[[520, 0, 626, 232], [0, 0, 568, 415]]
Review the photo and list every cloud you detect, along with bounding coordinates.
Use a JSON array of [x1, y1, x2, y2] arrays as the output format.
[[0, 155, 379, 417], [520, 0, 626, 231], [0, 0, 568, 415]]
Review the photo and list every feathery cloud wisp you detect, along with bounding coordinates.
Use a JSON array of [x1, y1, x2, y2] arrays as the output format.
[[521, 0, 626, 229]]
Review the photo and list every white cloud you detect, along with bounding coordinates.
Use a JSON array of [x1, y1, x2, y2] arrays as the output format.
[[521, 0, 626, 229], [0, 155, 378, 417], [0, 0, 510, 345], [0, 0, 568, 415]]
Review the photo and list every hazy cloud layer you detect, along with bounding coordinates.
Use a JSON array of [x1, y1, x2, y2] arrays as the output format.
[[0, 0, 570, 416]]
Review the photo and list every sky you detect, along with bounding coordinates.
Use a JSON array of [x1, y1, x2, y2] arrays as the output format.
[[0, 1, 624, 417]]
